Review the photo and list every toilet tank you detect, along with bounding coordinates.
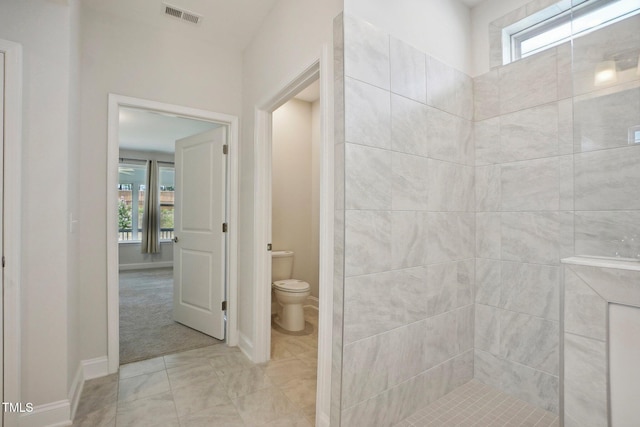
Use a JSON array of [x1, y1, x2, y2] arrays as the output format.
[[272, 251, 294, 281]]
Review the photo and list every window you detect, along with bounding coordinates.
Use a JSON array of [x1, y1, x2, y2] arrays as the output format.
[[118, 162, 147, 241], [504, 0, 640, 62]]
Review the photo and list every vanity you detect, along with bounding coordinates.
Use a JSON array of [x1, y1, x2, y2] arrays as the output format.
[[561, 256, 640, 427]]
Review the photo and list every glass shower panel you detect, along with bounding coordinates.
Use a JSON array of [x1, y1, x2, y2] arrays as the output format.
[[571, 3, 640, 259]]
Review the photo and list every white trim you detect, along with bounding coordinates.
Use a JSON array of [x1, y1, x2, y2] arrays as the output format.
[[252, 46, 334, 427], [82, 356, 109, 380], [305, 295, 320, 309], [315, 43, 335, 427], [253, 62, 321, 364], [119, 261, 174, 271], [107, 95, 240, 373], [0, 39, 23, 427], [238, 332, 254, 361], [68, 364, 84, 421], [19, 401, 71, 427]]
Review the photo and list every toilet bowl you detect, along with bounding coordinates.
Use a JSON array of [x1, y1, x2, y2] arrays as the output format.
[[271, 251, 311, 332], [272, 279, 310, 331]]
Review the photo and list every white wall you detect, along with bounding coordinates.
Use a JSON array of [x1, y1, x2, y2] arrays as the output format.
[[272, 98, 319, 297], [345, 0, 473, 75], [77, 4, 244, 362], [469, 0, 531, 76], [0, 0, 75, 408], [239, 0, 343, 356]]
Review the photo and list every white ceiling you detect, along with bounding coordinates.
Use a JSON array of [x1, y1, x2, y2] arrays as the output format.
[[119, 107, 220, 153], [82, 0, 279, 51], [459, 0, 485, 8]]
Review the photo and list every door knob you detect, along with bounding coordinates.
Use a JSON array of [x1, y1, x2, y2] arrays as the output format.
[[173, 236, 179, 243]]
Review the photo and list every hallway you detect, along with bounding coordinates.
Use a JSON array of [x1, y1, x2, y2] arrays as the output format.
[[73, 308, 319, 426]]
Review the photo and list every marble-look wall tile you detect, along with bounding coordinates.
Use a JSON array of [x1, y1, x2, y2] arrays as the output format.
[[475, 259, 501, 306], [334, 143, 345, 211], [427, 160, 474, 212], [559, 211, 574, 260], [476, 213, 501, 260], [500, 311, 559, 375], [343, 15, 390, 90], [574, 145, 640, 211], [427, 212, 474, 264], [344, 77, 390, 149], [563, 267, 607, 341], [474, 349, 502, 389], [341, 352, 473, 427], [476, 165, 501, 212], [427, 107, 473, 166], [391, 152, 429, 211], [391, 94, 429, 157], [344, 267, 428, 344], [424, 307, 475, 371], [342, 320, 425, 409], [489, 24, 503, 69], [557, 99, 573, 155], [573, 86, 640, 153], [474, 70, 500, 121], [474, 117, 501, 165], [390, 37, 426, 104], [500, 261, 559, 321], [574, 210, 640, 259], [570, 264, 640, 308], [499, 49, 558, 114], [571, 14, 640, 96], [501, 212, 561, 265], [345, 210, 391, 277], [559, 155, 574, 211], [500, 157, 560, 211], [563, 334, 608, 427], [475, 304, 500, 355], [556, 42, 572, 100], [345, 143, 391, 210], [426, 260, 474, 316], [391, 211, 428, 269], [500, 359, 559, 413], [500, 103, 559, 162], [426, 56, 473, 120]]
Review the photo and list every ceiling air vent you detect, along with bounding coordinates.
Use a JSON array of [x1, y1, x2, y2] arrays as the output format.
[[162, 3, 203, 25]]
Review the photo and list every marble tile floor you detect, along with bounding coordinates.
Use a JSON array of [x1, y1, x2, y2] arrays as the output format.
[[73, 308, 319, 427], [395, 380, 559, 427]]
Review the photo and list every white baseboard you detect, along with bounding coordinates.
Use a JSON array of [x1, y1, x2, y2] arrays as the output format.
[[68, 364, 84, 421], [19, 400, 72, 427], [238, 332, 253, 362], [82, 356, 109, 380], [119, 261, 173, 271]]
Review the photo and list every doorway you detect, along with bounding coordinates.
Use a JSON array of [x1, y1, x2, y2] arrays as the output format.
[[107, 95, 239, 373], [253, 48, 334, 426]]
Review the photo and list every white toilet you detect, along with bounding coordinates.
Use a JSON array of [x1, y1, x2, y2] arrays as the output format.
[[271, 250, 311, 332]]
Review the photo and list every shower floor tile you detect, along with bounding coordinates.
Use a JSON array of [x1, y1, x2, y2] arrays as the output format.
[[396, 380, 559, 427]]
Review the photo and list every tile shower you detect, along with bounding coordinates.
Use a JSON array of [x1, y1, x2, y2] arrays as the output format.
[[332, 4, 640, 427]]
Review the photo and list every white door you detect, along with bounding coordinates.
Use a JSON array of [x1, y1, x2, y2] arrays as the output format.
[[173, 127, 227, 339]]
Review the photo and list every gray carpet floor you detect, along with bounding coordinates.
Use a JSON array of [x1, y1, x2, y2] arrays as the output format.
[[119, 268, 221, 365]]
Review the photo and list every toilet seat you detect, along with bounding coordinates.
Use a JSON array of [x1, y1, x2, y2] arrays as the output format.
[[273, 279, 310, 293]]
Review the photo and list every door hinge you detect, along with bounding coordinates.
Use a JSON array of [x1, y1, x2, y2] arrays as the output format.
[[222, 300, 227, 311], [2, 256, 5, 268], [267, 243, 272, 251], [223, 144, 228, 155], [222, 222, 228, 233]]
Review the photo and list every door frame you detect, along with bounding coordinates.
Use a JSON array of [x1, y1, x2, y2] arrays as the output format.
[[0, 38, 23, 427], [106, 94, 239, 373], [253, 45, 334, 426]]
